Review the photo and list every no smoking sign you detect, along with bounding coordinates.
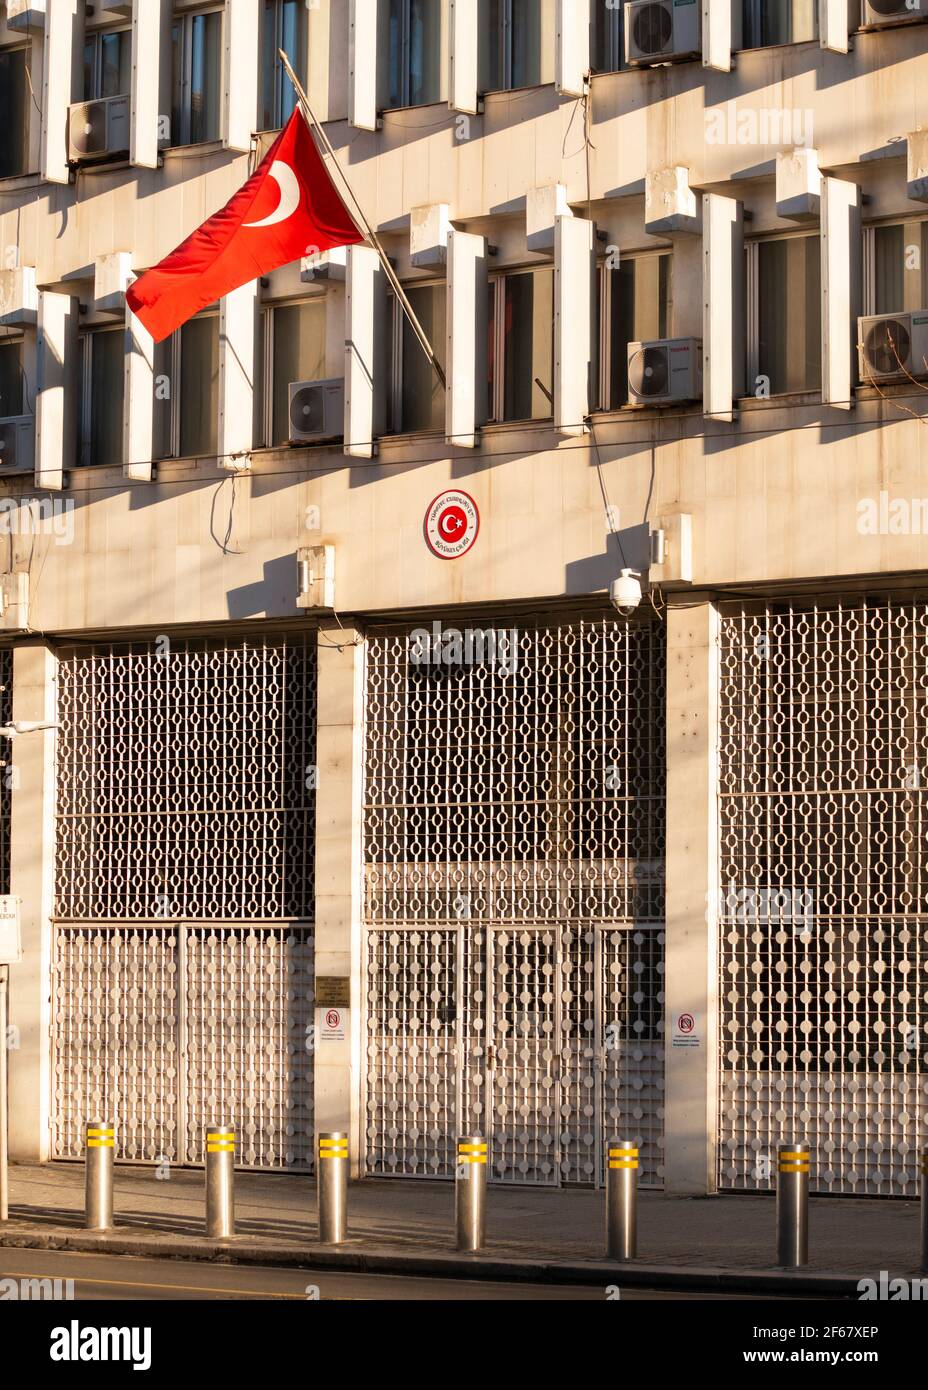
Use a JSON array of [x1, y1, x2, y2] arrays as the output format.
[[424, 490, 480, 559]]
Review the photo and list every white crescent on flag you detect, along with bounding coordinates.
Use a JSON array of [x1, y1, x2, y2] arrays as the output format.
[[244, 160, 301, 228]]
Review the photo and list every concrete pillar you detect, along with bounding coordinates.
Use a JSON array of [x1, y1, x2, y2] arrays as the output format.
[[313, 622, 365, 1178], [7, 642, 57, 1162], [663, 600, 719, 1195]]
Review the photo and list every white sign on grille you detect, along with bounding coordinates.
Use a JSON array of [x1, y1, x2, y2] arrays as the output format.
[[0, 895, 21, 964]]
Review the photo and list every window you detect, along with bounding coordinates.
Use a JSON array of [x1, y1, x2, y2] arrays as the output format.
[[0, 47, 29, 179], [0, 339, 24, 419], [593, 0, 623, 72], [171, 9, 223, 146], [870, 222, 928, 316], [751, 235, 821, 395], [83, 28, 131, 101], [488, 267, 553, 422], [605, 252, 673, 408], [479, 0, 553, 92], [78, 328, 125, 467], [388, 283, 446, 433], [741, 0, 818, 48], [266, 299, 326, 445], [387, 0, 441, 108], [153, 312, 219, 458], [262, 0, 307, 130]]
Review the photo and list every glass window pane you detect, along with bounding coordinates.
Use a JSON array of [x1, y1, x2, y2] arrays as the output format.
[[272, 300, 327, 444], [83, 39, 96, 102], [180, 316, 219, 457], [742, 0, 817, 47], [479, 0, 503, 92], [262, 0, 277, 130], [170, 21, 183, 145], [263, 0, 305, 129], [409, 0, 440, 105], [511, 0, 542, 89], [874, 222, 928, 316], [0, 49, 28, 179], [190, 12, 222, 143], [609, 252, 673, 407], [401, 284, 445, 431], [153, 338, 173, 459], [100, 31, 130, 99], [90, 329, 124, 468], [757, 236, 821, 394], [503, 268, 553, 421], [593, 1, 622, 72], [0, 341, 23, 418]]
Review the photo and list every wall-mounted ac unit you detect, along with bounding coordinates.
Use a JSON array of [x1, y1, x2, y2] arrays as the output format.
[[858, 312, 928, 383], [0, 415, 34, 472], [627, 338, 703, 405], [861, 0, 928, 28], [67, 95, 130, 163], [625, 0, 700, 65], [288, 378, 344, 444]]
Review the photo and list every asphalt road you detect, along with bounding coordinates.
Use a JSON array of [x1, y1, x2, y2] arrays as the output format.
[[0, 1247, 774, 1300]]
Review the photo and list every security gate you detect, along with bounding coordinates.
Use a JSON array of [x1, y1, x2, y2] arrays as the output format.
[[719, 599, 928, 1197], [363, 616, 666, 1185], [50, 636, 317, 1169]]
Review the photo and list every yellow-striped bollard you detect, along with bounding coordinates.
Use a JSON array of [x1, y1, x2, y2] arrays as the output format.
[[205, 1125, 235, 1238], [606, 1139, 638, 1260], [777, 1143, 810, 1267], [317, 1132, 348, 1244], [920, 1145, 928, 1273], [455, 1134, 487, 1251], [85, 1121, 114, 1231]]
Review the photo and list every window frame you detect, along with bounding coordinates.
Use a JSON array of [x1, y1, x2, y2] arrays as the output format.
[[0, 333, 25, 421], [487, 264, 555, 425], [598, 247, 674, 411], [386, 277, 446, 435], [592, 0, 623, 74], [385, 0, 442, 110], [153, 307, 220, 460], [83, 25, 132, 102], [862, 218, 928, 318], [0, 44, 31, 181], [738, 0, 819, 51], [481, 0, 549, 95], [261, 294, 329, 447], [170, 5, 225, 148], [745, 229, 822, 399], [78, 323, 125, 468], [262, 0, 309, 132]]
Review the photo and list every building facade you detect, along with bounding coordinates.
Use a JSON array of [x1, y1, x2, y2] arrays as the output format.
[[1, 0, 928, 1199]]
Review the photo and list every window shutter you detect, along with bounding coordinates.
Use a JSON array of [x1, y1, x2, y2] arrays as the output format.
[[124, 303, 154, 482], [349, 0, 379, 131], [821, 176, 861, 409], [820, 0, 850, 54], [218, 282, 258, 466], [131, 0, 166, 168], [446, 228, 488, 448], [224, 0, 260, 153], [36, 290, 78, 492], [554, 214, 595, 436], [555, 0, 590, 98], [701, 0, 731, 73], [41, 0, 79, 184], [703, 193, 744, 421], [449, 0, 479, 116], [344, 244, 388, 458]]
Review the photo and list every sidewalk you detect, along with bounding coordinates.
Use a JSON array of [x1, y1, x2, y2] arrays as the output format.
[[1, 1161, 924, 1295]]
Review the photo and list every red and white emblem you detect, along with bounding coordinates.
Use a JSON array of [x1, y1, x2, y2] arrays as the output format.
[[424, 490, 480, 559]]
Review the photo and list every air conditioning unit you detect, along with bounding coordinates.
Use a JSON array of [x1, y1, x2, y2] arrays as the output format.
[[861, 0, 928, 28], [625, 0, 700, 65], [288, 378, 344, 444], [858, 312, 928, 383], [627, 337, 702, 406], [0, 415, 34, 472], [67, 95, 130, 163]]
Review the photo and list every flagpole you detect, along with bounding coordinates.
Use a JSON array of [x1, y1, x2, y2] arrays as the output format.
[[277, 50, 447, 391]]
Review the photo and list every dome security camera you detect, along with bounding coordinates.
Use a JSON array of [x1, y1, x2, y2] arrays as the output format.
[[610, 568, 642, 617]]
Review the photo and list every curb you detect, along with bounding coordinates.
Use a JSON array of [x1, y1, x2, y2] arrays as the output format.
[[0, 1224, 881, 1296]]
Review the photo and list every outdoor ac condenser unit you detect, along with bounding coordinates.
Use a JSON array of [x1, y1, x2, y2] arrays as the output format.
[[627, 337, 703, 406], [861, 0, 928, 28], [288, 378, 345, 444], [625, 0, 700, 65], [0, 415, 34, 472], [67, 95, 130, 163], [858, 313, 928, 383]]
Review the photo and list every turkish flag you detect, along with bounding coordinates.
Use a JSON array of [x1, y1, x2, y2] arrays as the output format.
[[127, 108, 364, 342]]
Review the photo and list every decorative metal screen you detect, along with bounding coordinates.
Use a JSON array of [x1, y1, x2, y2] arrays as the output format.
[[51, 925, 314, 1167], [0, 647, 11, 895], [363, 616, 666, 1186], [54, 636, 316, 920], [719, 600, 928, 1196], [51, 635, 317, 1169]]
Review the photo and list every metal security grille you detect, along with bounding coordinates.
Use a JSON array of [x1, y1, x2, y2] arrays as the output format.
[[51, 925, 314, 1166], [719, 600, 928, 1197], [0, 647, 11, 894], [51, 635, 316, 1169], [55, 637, 316, 920], [363, 616, 665, 1186]]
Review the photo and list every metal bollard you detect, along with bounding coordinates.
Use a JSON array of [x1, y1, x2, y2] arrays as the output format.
[[85, 1121, 114, 1231], [606, 1139, 638, 1261], [455, 1134, 487, 1252], [205, 1125, 235, 1238], [317, 1132, 348, 1244], [921, 1146, 928, 1274], [776, 1142, 810, 1268]]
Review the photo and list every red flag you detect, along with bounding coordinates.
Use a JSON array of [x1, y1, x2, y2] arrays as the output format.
[[127, 109, 364, 342]]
